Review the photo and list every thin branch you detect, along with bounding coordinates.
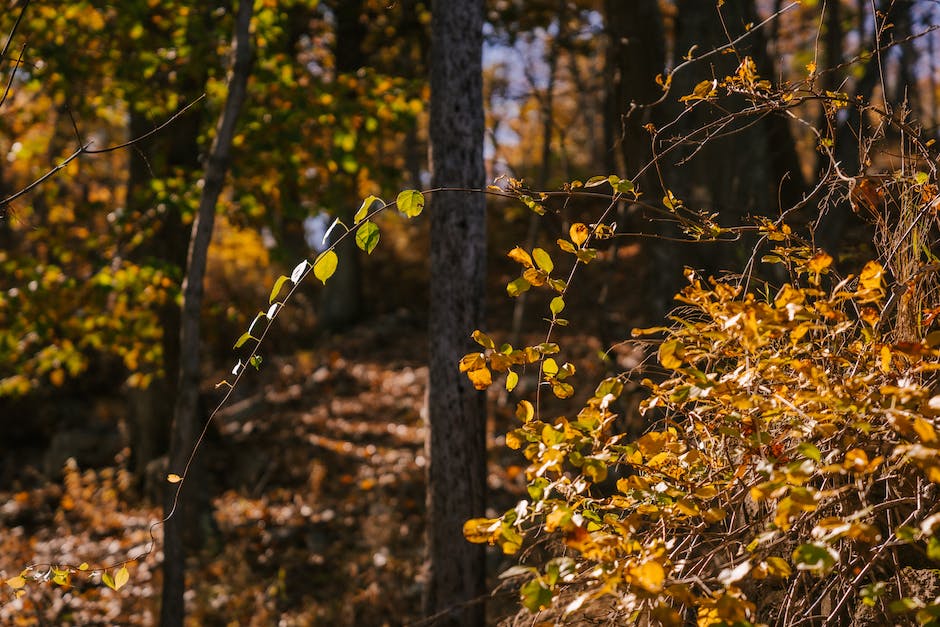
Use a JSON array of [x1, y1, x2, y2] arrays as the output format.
[[0, 0, 30, 61], [0, 95, 206, 208]]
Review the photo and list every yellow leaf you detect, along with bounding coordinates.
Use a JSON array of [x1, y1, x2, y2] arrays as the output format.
[[459, 352, 486, 372], [630, 560, 665, 593], [858, 261, 884, 293], [463, 518, 500, 543], [313, 250, 338, 284], [5, 576, 26, 590], [354, 194, 382, 223], [880, 345, 892, 373], [843, 449, 869, 472], [569, 223, 589, 247], [396, 189, 425, 218], [515, 400, 534, 422], [506, 371, 519, 392], [522, 267, 547, 286], [466, 367, 492, 390], [113, 566, 129, 590], [507, 246, 533, 268], [658, 339, 683, 369], [807, 251, 832, 274], [166, 473, 182, 483], [914, 417, 938, 444], [764, 556, 792, 578]]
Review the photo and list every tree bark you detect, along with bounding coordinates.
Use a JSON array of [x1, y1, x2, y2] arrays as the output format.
[[160, 2, 253, 625], [425, 1, 487, 625], [603, 0, 665, 182]]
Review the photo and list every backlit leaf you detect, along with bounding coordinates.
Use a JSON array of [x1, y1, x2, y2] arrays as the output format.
[[167, 473, 182, 483], [658, 339, 683, 369], [630, 560, 665, 593], [516, 400, 534, 422], [354, 194, 382, 223], [520, 579, 553, 612], [585, 175, 609, 187], [5, 576, 25, 590], [532, 248, 553, 273], [467, 367, 492, 390], [792, 543, 837, 573], [233, 332, 253, 349], [858, 261, 884, 293], [463, 517, 500, 543], [355, 221, 380, 254], [507, 277, 531, 297], [506, 371, 519, 392], [397, 189, 425, 218], [314, 250, 338, 284], [550, 297, 565, 316], [113, 566, 129, 590], [551, 380, 574, 398], [508, 246, 534, 268], [570, 223, 589, 247], [268, 275, 290, 304], [583, 458, 607, 482], [557, 238, 576, 253], [472, 330, 495, 349]]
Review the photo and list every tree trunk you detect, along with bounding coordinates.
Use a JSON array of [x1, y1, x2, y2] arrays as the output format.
[[425, 1, 487, 625], [160, 2, 253, 625], [318, 0, 365, 330], [603, 0, 665, 182]]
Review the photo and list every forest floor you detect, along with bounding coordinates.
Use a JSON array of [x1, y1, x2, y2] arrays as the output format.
[[0, 215, 654, 626]]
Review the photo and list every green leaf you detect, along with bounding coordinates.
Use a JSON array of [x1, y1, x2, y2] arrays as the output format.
[[507, 277, 531, 297], [397, 189, 425, 218], [595, 377, 623, 398], [792, 543, 837, 573], [928, 537, 940, 562], [532, 248, 554, 273], [314, 250, 338, 284], [520, 579, 553, 612], [233, 332, 253, 349], [585, 175, 609, 188], [102, 571, 115, 590], [527, 477, 549, 500], [583, 458, 607, 482], [575, 248, 597, 264], [610, 175, 635, 194], [269, 275, 290, 304], [355, 195, 382, 223], [249, 355, 263, 370], [549, 297, 565, 316], [797, 442, 821, 462], [355, 221, 380, 254]]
